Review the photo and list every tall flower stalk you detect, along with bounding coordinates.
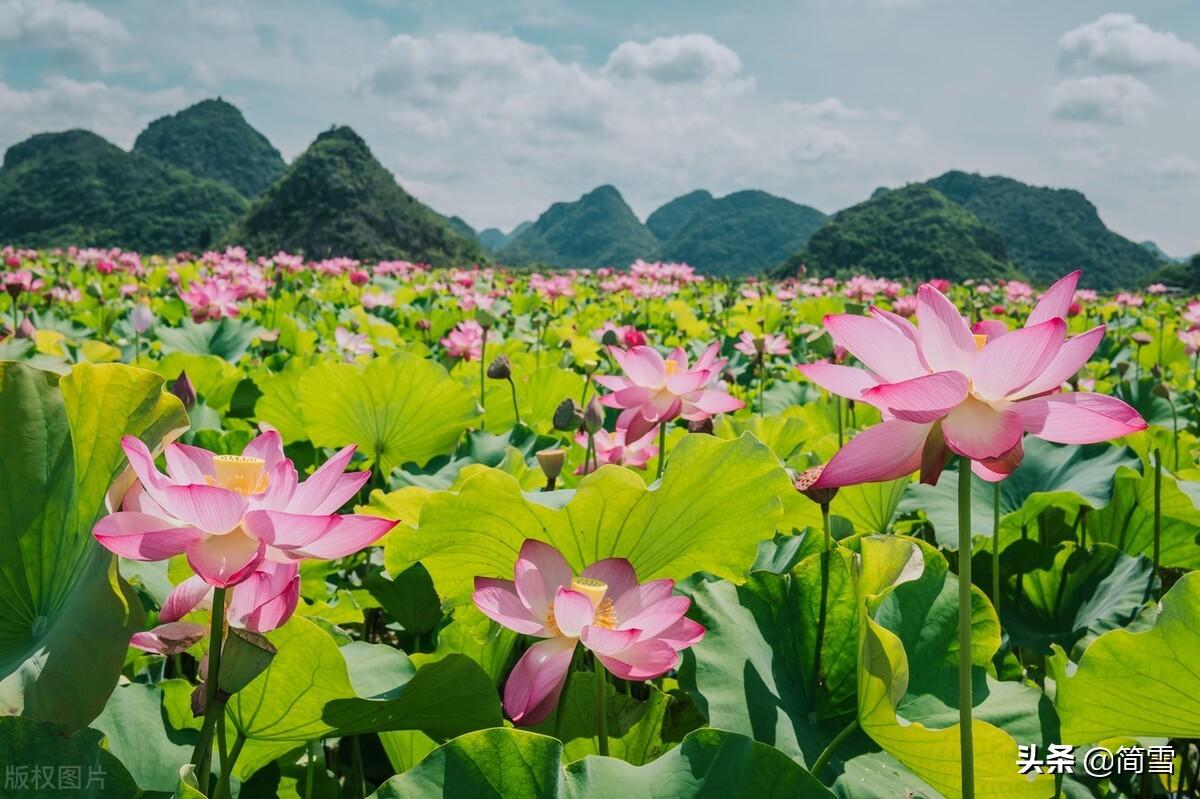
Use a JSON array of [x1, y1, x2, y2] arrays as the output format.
[[957, 459, 975, 798]]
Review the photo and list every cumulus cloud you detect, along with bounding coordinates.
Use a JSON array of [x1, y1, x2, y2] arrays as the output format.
[[0, 77, 189, 149], [602, 33, 746, 86], [0, 0, 129, 68], [1048, 75, 1155, 126], [1142, 156, 1200, 183], [778, 97, 868, 121], [1059, 13, 1200, 72], [790, 126, 857, 162]]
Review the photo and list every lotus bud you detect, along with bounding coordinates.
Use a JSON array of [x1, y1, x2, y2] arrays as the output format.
[[582, 397, 604, 435], [486, 355, 511, 380], [171, 370, 197, 410], [1131, 332, 1153, 346], [85, 281, 103, 300], [687, 417, 714, 435], [131, 302, 154, 334], [794, 465, 838, 507], [16, 317, 36, 339], [217, 628, 278, 696], [1115, 361, 1130, 377], [476, 308, 496, 330], [553, 398, 582, 431], [600, 329, 620, 347], [1152, 382, 1171, 399], [536, 448, 566, 482], [416, 319, 431, 331]]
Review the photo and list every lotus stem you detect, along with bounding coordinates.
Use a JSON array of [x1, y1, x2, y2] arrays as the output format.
[[350, 735, 366, 799], [479, 328, 488, 417], [835, 395, 844, 448], [811, 717, 858, 778], [992, 481, 1001, 613], [813, 502, 832, 715], [595, 658, 609, 756], [656, 421, 667, 480], [191, 586, 227, 796], [957, 458, 976, 799], [757, 353, 765, 418], [507, 376, 521, 425], [1153, 448, 1162, 573]]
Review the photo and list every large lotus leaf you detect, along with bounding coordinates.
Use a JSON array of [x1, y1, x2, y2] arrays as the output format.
[[0, 716, 139, 798], [1115, 378, 1177, 428], [369, 727, 834, 798], [91, 682, 196, 794], [832, 476, 909, 533], [529, 679, 672, 765], [1088, 465, 1200, 568], [226, 615, 499, 772], [252, 358, 313, 444], [900, 440, 1135, 550], [1050, 571, 1200, 742], [468, 363, 585, 434], [0, 363, 187, 730], [387, 433, 792, 609], [1001, 542, 1156, 656], [831, 750, 940, 799], [157, 316, 265, 360], [714, 412, 811, 462], [677, 550, 858, 765], [410, 605, 518, 687], [298, 351, 479, 473], [856, 535, 1056, 799], [390, 425, 559, 491]]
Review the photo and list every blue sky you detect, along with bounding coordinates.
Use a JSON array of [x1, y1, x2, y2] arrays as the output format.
[[2, 0, 1198, 254]]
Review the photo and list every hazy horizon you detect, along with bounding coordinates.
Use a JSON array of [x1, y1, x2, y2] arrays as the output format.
[[2, 0, 1197, 255]]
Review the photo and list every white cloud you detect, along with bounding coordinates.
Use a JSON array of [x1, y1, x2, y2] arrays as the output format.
[[0, 77, 189, 149], [1142, 156, 1200, 183], [789, 126, 856, 162], [602, 33, 746, 86], [0, 0, 129, 68], [1059, 13, 1200, 72], [1048, 75, 1155, 126], [778, 97, 867, 121]]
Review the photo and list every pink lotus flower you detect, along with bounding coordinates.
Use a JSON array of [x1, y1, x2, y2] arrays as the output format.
[[94, 432, 395, 589], [179, 278, 239, 322], [574, 426, 658, 474], [335, 326, 374, 360], [441, 320, 485, 360], [734, 331, 790, 358], [797, 271, 1146, 486], [596, 343, 743, 442], [1178, 329, 1200, 355], [473, 540, 704, 725]]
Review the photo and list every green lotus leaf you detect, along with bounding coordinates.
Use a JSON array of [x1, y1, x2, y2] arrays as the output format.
[[410, 605, 518, 687], [390, 425, 559, 491], [91, 682, 197, 794], [1050, 571, 1200, 743], [900, 440, 1135, 550], [677, 550, 858, 766], [387, 433, 792, 609], [831, 750, 941, 798], [1000, 542, 1157, 656], [252, 357, 313, 444], [1088, 465, 1200, 569], [157, 316, 266, 360], [298, 351, 479, 473], [225, 615, 500, 774], [368, 727, 834, 798], [529, 679, 673, 765], [0, 362, 187, 730], [465, 361, 585, 435], [856, 535, 1056, 799], [0, 716, 139, 799], [832, 476, 909, 533]]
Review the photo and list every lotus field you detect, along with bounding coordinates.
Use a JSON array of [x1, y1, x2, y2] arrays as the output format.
[[4, 246, 1200, 799]]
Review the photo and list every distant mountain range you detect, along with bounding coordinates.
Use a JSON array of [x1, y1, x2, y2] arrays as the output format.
[[0, 97, 1187, 287]]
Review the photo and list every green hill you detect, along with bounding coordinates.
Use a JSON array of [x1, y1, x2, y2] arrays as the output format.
[[447, 216, 475, 238], [646, 189, 714, 240], [0, 129, 247, 252], [478, 221, 530, 252], [501, 185, 657, 268], [925, 170, 1157, 289], [657, 190, 826, 276], [225, 126, 483, 265], [133, 98, 284, 198], [782, 184, 1015, 282], [1146, 253, 1200, 289]]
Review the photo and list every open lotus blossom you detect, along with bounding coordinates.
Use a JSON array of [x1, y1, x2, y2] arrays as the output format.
[[473, 540, 704, 725], [597, 343, 743, 442], [797, 270, 1147, 486], [574, 425, 658, 474], [93, 431, 395, 589], [734, 331, 790, 358], [1178, 328, 1200, 355], [441, 319, 486, 360]]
